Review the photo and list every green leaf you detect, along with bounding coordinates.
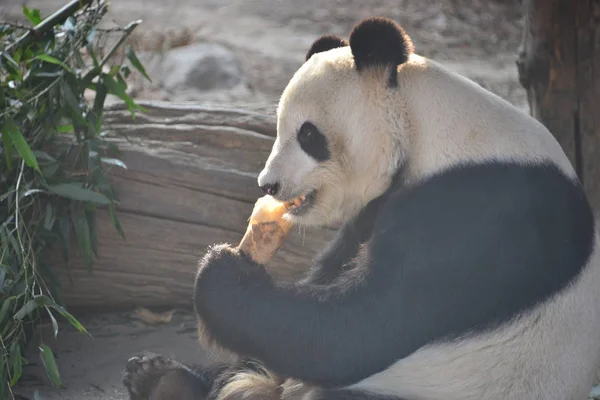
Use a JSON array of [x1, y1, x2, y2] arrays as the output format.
[[0, 354, 5, 399], [43, 203, 54, 230], [33, 295, 55, 307], [56, 124, 74, 133], [9, 342, 22, 386], [101, 73, 141, 117], [41, 163, 59, 179], [46, 183, 111, 205], [60, 81, 87, 127], [0, 265, 5, 290], [1, 52, 21, 80], [14, 299, 37, 320], [21, 189, 46, 198], [35, 54, 73, 73], [2, 127, 12, 170], [108, 204, 125, 239], [32, 151, 56, 163], [39, 344, 62, 388], [108, 65, 120, 77], [85, 207, 98, 257], [0, 296, 15, 324], [46, 307, 59, 338], [74, 214, 93, 272], [22, 5, 42, 25], [126, 45, 151, 81], [51, 304, 88, 335], [2, 118, 40, 172], [100, 157, 127, 169]]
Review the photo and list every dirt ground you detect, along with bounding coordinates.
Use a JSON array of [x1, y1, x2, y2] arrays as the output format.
[[2, 0, 529, 398]]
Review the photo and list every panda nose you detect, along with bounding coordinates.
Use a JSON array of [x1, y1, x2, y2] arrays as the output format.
[[260, 182, 280, 196]]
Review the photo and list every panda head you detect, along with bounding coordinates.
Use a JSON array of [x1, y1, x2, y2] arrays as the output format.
[[258, 17, 415, 227]]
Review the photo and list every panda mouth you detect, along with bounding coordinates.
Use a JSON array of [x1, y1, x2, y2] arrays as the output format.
[[284, 190, 317, 216]]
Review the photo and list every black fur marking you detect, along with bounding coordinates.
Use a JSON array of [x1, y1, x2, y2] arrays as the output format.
[[306, 34, 349, 61], [349, 17, 413, 87], [194, 161, 594, 388], [302, 170, 403, 285], [297, 121, 330, 162]]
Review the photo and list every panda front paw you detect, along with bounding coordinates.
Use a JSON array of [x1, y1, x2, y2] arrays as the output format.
[[195, 243, 270, 295]]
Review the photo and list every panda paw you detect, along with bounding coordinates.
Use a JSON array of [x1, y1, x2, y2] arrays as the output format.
[[122, 353, 186, 400], [198, 243, 266, 282]]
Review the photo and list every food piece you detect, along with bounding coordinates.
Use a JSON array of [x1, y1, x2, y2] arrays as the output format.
[[237, 195, 294, 264]]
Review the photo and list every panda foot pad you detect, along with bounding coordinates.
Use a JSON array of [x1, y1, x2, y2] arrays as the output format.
[[123, 353, 191, 400]]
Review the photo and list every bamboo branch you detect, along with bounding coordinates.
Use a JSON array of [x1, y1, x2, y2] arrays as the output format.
[[4, 0, 99, 54]]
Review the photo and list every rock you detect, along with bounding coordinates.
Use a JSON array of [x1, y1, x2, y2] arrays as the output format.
[[160, 42, 244, 92]]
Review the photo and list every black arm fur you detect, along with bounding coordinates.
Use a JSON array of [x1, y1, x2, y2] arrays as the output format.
[[301, 190, 391, 285], [193, 162, 594, 388]]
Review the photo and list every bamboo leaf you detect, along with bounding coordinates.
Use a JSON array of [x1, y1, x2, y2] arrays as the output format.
[[126, 45, 151, 81], [14, 299, 37, 320], [33, 295, 55, 307], [0, 355, 5, 399], [56, 124, 74, 134], [43, 203, 54, 230], [60, 81, 87, 127], [2, 128, 13, 170], [2, 118, 40, 172], [46, 307, 59, 338], [9, 342, 22, 386], [50, 304, 88, 335], [101, 73, 141, 117], [46, 183, 111, 204], [108, 203, 125, 239], [0, 296, 15, 324], [0, 265, 5, 291], [22, 6, 42, 25], [22, 188, 47, 198], [85, 207, 98, 257], [39, 344, 62, 388], [32, 151, 56, 162], [35, 54, 73, 73], [100, 157, 127, 169], [73, 214, 93, 272]]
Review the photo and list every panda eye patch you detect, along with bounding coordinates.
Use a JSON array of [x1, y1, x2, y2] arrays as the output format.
[[297, 122, 330, 162]]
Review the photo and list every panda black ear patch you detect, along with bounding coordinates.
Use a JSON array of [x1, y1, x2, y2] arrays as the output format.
[[305, 35, 349, 61], [349, 17, 414, 72]]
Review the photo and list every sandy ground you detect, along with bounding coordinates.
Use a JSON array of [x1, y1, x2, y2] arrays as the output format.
[[2, 0, 528, 398]]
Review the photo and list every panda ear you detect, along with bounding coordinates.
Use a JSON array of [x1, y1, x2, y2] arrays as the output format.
[[349, 17, 414, 75], [305, 35, 349, 61]]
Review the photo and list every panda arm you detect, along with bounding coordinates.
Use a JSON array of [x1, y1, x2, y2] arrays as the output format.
[[301, 191, 387, 285], [194, 163, 594, 388]]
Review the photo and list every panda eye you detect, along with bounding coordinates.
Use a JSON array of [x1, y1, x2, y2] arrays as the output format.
[[297, 122, 330, 162], [298, 125, 314, 142]]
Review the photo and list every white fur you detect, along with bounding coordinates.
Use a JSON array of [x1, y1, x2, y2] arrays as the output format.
[[252, 45, 600, 399]]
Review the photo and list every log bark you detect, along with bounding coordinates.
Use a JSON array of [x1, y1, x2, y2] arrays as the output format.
[[51, 101, 335, 311], [517, 0, 600, 208]]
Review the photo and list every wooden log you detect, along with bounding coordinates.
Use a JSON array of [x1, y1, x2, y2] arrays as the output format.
[[51, 101, 335, 311], [516, 0, 600, 209]]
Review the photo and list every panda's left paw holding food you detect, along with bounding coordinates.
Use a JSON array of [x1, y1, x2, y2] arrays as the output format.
[[196, 243, 271, 293]]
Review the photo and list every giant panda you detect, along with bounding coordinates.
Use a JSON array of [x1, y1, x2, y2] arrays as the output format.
[[122, 16, 600, 400]]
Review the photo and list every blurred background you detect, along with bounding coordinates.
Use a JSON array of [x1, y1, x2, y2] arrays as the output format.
[[1, 0, 527, 110]]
